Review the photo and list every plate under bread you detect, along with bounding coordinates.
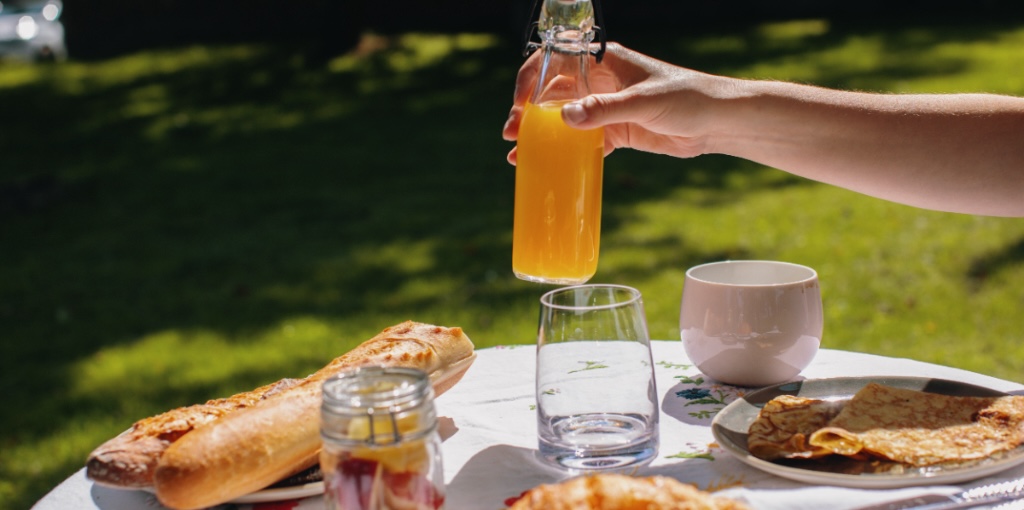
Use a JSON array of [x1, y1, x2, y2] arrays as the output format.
[[711, 376, 1024, 488], [230, 481, 324, 504], [142, 467, 324, 504], [141, 481, 323, 504]]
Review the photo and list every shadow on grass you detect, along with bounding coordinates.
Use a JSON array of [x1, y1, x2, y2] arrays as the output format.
[[968, 237, 1024, 290], [2, 17, 1022, 508], [630, 17, 1020, 89]]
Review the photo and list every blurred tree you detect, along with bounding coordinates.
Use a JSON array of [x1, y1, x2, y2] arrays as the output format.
[[62, 0, 365, 60], [60, 0, 1024, 61]]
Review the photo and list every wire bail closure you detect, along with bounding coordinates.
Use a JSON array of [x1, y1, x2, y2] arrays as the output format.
[[522, 0, 607, 63]]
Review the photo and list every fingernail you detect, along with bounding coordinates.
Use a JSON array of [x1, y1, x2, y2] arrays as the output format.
[[563, 102, 587, 125]]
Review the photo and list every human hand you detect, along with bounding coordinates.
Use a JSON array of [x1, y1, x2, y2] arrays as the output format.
[[503, 42, 1024, 217], [502, 42, 727, 164]]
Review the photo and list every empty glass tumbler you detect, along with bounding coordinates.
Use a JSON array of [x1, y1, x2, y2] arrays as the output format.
[[535, 284, 659, 470]]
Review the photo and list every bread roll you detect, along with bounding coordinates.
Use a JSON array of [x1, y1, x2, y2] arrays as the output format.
[[508, 474, 750, 510], [86, 321, 475, 509]]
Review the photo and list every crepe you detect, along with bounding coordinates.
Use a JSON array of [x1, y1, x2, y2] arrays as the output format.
[[749, 383, 1024, 467], [747, 394, 842, 461]]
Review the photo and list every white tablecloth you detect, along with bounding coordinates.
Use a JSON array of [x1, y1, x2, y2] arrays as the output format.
[[34, 342, 1024, 510]]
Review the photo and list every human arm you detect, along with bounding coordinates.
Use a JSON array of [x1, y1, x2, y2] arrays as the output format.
[[503, 43, 1024, 217]]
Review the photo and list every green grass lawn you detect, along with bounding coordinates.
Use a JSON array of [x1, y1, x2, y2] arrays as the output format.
[[3, 18, 1024, 509]]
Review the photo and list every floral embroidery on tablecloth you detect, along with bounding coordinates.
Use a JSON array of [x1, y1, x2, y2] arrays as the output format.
[[655, 359, 748, 470], [569, 360, 609, 373], [657, 360, 747, 420], [666, 441, 716, 461]]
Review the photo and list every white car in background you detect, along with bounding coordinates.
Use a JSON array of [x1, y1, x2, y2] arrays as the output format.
[[0, 0, 65, 61]]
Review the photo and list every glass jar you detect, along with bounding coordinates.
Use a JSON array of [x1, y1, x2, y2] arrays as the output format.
[[320, 366, 444, 510], [512, 0, 606, 285]]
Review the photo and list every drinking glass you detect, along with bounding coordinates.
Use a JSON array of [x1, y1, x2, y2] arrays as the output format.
[[535, 284, 659, 471]]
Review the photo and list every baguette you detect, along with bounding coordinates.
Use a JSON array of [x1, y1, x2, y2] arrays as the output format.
[[86, 321, 475, 508], [154, 321, 475, 509], [86, 378, 302, 488]]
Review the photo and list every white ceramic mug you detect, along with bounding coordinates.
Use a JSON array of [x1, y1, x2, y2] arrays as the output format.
[[680, 260, 823, 386]]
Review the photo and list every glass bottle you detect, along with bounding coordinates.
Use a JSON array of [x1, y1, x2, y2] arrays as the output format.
[[320, 366, 444, 510], [512, 0, 605, 285]]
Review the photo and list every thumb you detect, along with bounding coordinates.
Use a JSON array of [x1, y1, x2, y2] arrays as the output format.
[[561, 92, 637, 129]]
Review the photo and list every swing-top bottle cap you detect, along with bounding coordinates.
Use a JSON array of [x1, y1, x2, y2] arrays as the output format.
[[524, 0, 606, 61], [538, 0, 596, 34]]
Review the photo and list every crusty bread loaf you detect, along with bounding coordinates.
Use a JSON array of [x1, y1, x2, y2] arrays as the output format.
[[508, 474, 750, 510], [155, 387, 323, 509], [86, 321, 475, 508], [86, 378, 302, 488]]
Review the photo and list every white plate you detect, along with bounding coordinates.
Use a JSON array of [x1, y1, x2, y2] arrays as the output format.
[[230, 480, 324, 504], [711, 376, 1024, 488], [142, 478, 324, 504]]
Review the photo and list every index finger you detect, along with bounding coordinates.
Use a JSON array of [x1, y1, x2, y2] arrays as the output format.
[[512, 49, 544, 107]]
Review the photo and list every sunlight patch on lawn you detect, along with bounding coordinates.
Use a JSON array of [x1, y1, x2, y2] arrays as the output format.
[[3, 44, 352, 142], [901, 29, 1024, 94], [255, 240, 442, 308], [121, 83, 171, 119], [319, 240, 437, 281], [0, 60, 43, 89], [144, 103, 306, 140], [329, 32, 500, 74], [349, 239, 437, 273], [742, 34, 889, 83], [390, 33, 500, 72], [3, 418, 109, 479], [729, 24, 1024, 94], [69, 318, 332, 400], [756, 19, 830, 40], [687, 35, 749, 55], [325, 32, 502, 95], [71, 329, 251, 396], [686, 19, 831, 58], [51, 45, 263, 95]]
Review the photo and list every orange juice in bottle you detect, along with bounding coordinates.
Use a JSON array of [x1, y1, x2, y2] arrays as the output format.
[[512, 0, 606, 285], [513, 100, 604, 284]]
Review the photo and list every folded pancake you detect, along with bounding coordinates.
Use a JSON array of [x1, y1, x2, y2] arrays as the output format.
[[747, 395, 843, 461], [808, 383, 1024, 466]]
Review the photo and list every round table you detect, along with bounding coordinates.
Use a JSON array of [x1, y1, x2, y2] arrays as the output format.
[[33, 342, 1024, 510]]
